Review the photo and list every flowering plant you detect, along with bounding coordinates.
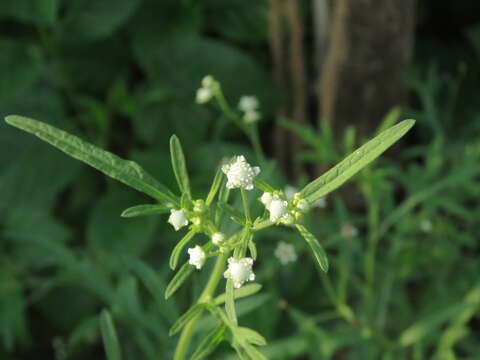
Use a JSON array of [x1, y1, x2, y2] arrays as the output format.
[[4, 76, 414, 359]]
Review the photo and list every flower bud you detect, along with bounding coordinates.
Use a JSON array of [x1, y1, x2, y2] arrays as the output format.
[[168, 209, 189, 231], [187, 245, 206, 269]]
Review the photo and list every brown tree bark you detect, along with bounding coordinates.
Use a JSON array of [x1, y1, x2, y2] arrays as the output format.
[[319, 0, 416, 137]]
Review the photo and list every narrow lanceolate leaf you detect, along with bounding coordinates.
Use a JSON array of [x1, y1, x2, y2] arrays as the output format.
[[169, 303, 207, 336], [165, 263, 194, 299], [191, 325, 227, 360], [120, 204, 170, 217], [5, 115, 177, 204], [169, 230, 197, 270], [214, 283, 263, 305], [300, 119, 415, 202], [206, 168, 224, 205], [100, 310, 122, 360], [253, 179, 276, 193], [236, 327, 267, 346], [296, 225, 329, 272], [170, 135, 191, 198]]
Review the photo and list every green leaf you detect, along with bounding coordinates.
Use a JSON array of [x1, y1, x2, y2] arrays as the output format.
[[214, 283, 263, 305], [300, 119, 415, 202], [217, 202, 246, 226], [296, 225, 329, 272], [120, 204, 170, 218], [191, 325, 227, 360], [169, 303, 207, 336], [99, 310, 122, 360], [206, 168, 224, 205], [165, 263, 194, 300], [0, 0, 58, 25], [170, 134, 191, 198], [253, 179, 275, 193], [236, 327, 267, 346], [5, 115, 177, 204], [169, 230, 197, 270]]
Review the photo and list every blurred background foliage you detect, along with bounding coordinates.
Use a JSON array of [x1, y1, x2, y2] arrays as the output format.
[[1, 0, 480, 359]]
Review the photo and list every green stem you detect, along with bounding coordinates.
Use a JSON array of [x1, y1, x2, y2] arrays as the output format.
[[240, 189, 251, 224], [173, 252, 229, 360]]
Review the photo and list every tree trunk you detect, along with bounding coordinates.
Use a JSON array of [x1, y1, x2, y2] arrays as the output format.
[[319, 0, 416, 137]]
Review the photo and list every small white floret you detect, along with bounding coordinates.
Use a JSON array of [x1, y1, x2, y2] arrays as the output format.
[[238, 96, 259, 113], [243, 110, 261, 124], [168, 209, 189, 231], [274, 241, 297, 265], [211, 232, 225, 245], [260, 192, 273, 207], [221, 155, 260, 190], [284, 185, 298, 201], [268, 197, 289, 222], [223, 257, 255, 288], [420, 219, 432, 233], [201, 75, 215, 88], [188, 245, 206, 270], [196, 87, 213, 104]]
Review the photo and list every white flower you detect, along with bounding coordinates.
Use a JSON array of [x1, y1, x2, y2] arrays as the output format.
[[341, 223, 358, 239], [187, 245, 206, 270], [196, 87, 213, 104], [420, 219, 432, 233], [212, 232, 225, 245], [201, 75, 215, 88], [224, 257, 255, 288], [284, 185, 298, 201], [238, 96, 259, 113], [274, 241, 297, 265], [313, 197, 327, 209], [260, 192, 273, 207], [296, 199, 310, 212], [168, 209, 189, 231], [268, 197, 289, 222], [243, 110, 261, 124], [221, 155, 260, 190]]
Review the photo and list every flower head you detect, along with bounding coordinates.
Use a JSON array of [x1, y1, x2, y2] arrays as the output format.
[[222, 155, 260, 190], [268, 198, 289, 222], [420, 219, 432, 233], [341, 223, 358, 239], [212, 232, 225, 245], [187, 245, 206, 269], [224, 257, 255, 288], [238, 96, 259, 113], [168, 209, 189, 231], [243, 110, 261, 124], [260, 192, 273, 207], [274, 241, 297, 265], [196, 87, 213, 104]]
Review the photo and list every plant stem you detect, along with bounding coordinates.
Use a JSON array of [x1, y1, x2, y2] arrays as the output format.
[[240, 189, 251, 224], [173, 251, 229, 360]]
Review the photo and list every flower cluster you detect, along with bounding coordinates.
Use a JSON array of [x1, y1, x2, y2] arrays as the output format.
[[168, 209, 189, 231], [274, 241, 297, 265], [222, 155, 260, 191], [196, 75, 217, 104], [224, 257, 256, 288], [188, 245, 206, 269], [238, 96, 261, 124]]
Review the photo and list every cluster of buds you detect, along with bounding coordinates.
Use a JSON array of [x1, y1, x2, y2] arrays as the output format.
[[224, 257, 256, 288], [260, 192, 293, 224], [196, 75, 218, 104], [238, 96, 261, 124]]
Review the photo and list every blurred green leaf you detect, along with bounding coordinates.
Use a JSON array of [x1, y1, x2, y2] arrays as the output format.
[[0, 0, 58, 25], [214, 284, 263, 306], [100, 310, 122, 360]]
